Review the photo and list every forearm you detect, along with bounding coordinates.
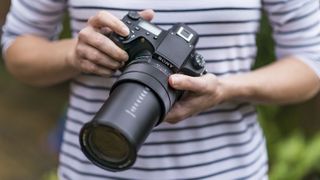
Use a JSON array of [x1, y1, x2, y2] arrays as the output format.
[[220, 57, 320, 105], [4, 35, 79, 87]]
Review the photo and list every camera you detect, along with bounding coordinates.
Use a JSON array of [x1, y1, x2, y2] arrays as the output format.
[[79, 11, 206, 172]]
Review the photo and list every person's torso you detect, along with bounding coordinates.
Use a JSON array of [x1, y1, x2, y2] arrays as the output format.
[[59, 1, 268, 179]]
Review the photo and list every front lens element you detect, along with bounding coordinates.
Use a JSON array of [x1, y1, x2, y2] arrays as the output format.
[[89, 126, 130, 164]]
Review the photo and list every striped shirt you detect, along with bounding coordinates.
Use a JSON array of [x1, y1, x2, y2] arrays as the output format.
[[2, 0, 320, 179]]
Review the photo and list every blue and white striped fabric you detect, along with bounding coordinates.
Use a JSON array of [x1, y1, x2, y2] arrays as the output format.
[[2, 0, 320, 179]]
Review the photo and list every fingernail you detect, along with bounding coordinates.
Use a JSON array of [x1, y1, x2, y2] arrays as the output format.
[[170, 76, 177, 86], [123, 52, 129, 61], [122, 26, 130, 36]]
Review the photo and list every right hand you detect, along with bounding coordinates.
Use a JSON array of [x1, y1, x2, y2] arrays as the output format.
[[67, 10, 155, 77]]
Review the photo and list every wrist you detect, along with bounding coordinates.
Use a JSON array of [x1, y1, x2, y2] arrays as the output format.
[[63, 39, 81, 75], [218, 74, 256, 103], [65, 48, 78, 72]]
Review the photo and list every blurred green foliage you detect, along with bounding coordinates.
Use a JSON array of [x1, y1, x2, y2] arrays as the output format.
[[271, 132, 320, 180]]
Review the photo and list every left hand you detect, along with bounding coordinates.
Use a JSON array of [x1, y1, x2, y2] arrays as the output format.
[[164, 73, 224, 124]]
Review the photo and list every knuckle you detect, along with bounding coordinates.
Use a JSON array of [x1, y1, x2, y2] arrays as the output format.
[[96, 11, 107, 19], [75, 45, 83, 57], [186, 77, 194, 86], [96, 11, 105, 18], [88, 64, 97, 73], [89, 51, 100, 61], [75, 44, 87, 57], [81, 61, 96, 73], [79, 61, 88, 72], [94, 36, 105, 48], [87, 16, 95, 25], [109, 18, 119, 28], [78, 28, 90, 41]]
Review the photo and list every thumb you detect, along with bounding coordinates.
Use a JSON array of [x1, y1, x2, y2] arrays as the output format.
[[169, 74, 217, 92], [169, 74, 204, 92], [138, 9, 155, 21]]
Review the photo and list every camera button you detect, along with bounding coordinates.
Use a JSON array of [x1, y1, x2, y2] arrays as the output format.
[[153, 36, 158, 40], [193, 54, 205, 70], [146, 32, 150, 36], [130, 34, 136, 39], [134, 27, 140, 31], [126, 20, 132, 25]]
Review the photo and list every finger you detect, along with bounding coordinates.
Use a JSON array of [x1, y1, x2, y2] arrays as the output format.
[[168, 74, 207, 92], [138, 9, 155, 21], [164, 102, 193, 124], [78, 26, 128, 61], [96, 67, 116, 77], [99, 27, 112, 35], [88, 11, 129, 37], [76, 43, 122, 70], [80, 59, 115, 76], [169, 74, 217, 92], [165, 104, 185, 124]]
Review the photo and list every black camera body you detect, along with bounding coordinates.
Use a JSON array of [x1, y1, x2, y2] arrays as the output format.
[[80, 12, 206, 172], [112, 11, 206, 118], [114, 11, 205, 76]]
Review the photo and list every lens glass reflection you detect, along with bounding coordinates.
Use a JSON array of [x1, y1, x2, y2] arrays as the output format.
[[89, 126, 129, 163]]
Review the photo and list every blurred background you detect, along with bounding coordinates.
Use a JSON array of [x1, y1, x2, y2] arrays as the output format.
[[0, 1, 69, 180], [1, 1, 320, 180]]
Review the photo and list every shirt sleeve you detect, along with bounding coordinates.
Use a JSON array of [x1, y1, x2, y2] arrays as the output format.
[[263, 0, 320, 77], [1, 0, 67, 54]]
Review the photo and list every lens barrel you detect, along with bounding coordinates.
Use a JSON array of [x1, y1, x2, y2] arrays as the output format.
[[80, 80, 164, 171]]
